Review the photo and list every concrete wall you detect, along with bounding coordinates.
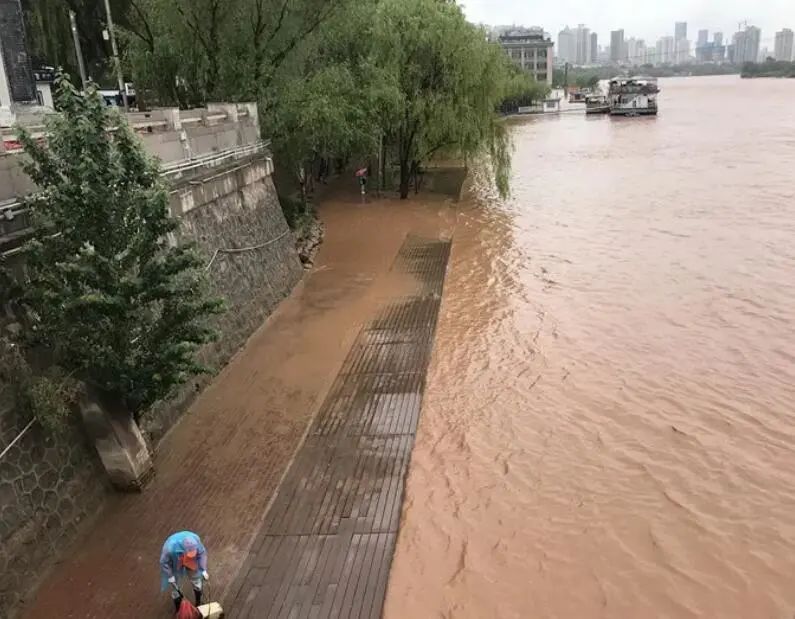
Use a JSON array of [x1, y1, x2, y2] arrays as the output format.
[[0, 152, 35, 200], [0, 103, 260, 203], [0, 154, 302, 616]]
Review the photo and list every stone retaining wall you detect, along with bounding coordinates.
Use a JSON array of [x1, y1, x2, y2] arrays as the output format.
[[142, 156, 303, 441], [0, 390, 108, 614], [0, 154, 302, 616]]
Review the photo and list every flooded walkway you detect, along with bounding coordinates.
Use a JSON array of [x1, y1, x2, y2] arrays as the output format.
[[21, 191, 456, 618], [227, 237, 450, 618]]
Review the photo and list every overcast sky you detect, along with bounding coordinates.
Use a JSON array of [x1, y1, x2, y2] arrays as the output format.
[[461, 0, 795, 48]]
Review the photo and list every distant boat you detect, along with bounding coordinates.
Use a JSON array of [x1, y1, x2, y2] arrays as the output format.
[[608, 76, 659, 116], [585, 94, 609, 114]]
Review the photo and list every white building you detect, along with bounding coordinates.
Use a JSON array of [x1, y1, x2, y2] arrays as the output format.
[[656, 36, 675, 65], [733, 26, 761, 64], [626, 38, 646, 64], [575, 24, 591, 65], [557, 26, 576, 64], [674, 38, 690, 64], [774, 29, 794, 61], [610, 30, 625, 63], [500, 28, 554, 84]]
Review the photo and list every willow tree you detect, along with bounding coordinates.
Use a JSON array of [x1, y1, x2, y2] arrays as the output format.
[[375, 0, 519, 198], [123, 0, 349, 106], [22, 0, 136, 82], [264, 0, 399, 205]]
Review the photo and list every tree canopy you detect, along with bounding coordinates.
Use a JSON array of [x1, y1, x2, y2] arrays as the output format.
[[22, 0, 135, 82], [15, 75, 222, 415], [741, 60, 795, 78], [118, 0, 526, 198]]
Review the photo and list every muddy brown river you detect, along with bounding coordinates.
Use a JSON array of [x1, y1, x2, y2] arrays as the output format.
[[384, 75, 795, 618]]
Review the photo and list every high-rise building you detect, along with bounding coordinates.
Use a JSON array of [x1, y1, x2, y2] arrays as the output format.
[[713, 32, 725, 62], [697, 29, 709, 49], [774, 29, 794, 61], [590, 32, 598, 64], [499, 27, 554, 84], [626, 38, 646, 64], [656, 36, 675, 65], [675, 38, 690, 64], [733, 25, 761, 64], [557, 26, 576, 64], [673, 22, 689, 64], [574, 24, 591, 65], [611, 29, 625, 63]]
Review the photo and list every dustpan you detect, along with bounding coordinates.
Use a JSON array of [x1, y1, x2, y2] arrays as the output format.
[[197, 602, 224, 618]]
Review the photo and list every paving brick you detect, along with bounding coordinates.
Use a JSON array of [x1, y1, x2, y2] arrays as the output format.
[[227, 237, 451, 618]]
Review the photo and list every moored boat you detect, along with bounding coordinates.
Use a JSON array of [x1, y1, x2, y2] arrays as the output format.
[[585, 94, 609, 114], [608, 76, 659, 116]]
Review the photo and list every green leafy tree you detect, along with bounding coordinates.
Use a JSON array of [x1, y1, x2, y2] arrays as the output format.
[[263, 0, 399, 204], [23, 0, 136, 83], [500, 65, 551, 113], [15, 75, 222, 417], [122, 0, 523, 200], [375, 0, 518, 198], [123, 0, 349, 106]]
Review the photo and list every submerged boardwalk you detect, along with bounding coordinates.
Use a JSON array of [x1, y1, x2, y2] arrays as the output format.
[[226, 236, 451, 619]]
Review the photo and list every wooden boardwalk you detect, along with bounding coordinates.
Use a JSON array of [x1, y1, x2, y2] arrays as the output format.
[[226, 237, 451, 619]]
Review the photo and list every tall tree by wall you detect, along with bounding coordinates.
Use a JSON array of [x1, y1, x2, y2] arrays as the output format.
[[14, 75, 222, 417]]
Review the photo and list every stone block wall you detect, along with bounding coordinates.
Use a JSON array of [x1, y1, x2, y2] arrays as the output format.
[[0, 389, 108, 613], [142, 155, 303, 441]]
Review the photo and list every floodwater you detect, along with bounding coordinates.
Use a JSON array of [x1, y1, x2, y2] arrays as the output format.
[[385, 75, 795, 618]]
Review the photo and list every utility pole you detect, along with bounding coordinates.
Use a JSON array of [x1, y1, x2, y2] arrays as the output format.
[[102, 0, 128, 110], [69, 10, 88, 87], [377, 133, 383, 196], [564, 62, 569, 95]]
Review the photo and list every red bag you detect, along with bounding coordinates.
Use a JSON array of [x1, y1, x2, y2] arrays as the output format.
[[175, 598, 202, 619]]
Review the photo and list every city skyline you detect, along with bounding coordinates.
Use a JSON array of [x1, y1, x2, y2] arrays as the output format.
[[462, 0, 795, 49], [495, 22, 793, 65]]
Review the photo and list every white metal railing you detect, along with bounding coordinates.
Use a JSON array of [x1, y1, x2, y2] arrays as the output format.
[[2, 103, 256, 153], [161, 140, 269, 178], [0, 140, 270, 225]]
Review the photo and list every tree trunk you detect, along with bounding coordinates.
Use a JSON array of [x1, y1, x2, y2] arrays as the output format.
[[298, 164, 308, 209], [399, 157, 410, 199]]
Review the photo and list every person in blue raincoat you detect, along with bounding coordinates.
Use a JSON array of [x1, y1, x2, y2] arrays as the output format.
[[160, 531, 209, 612]]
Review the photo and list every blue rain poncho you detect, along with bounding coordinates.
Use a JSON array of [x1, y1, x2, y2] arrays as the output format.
[[159, 531, 208, 591]]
